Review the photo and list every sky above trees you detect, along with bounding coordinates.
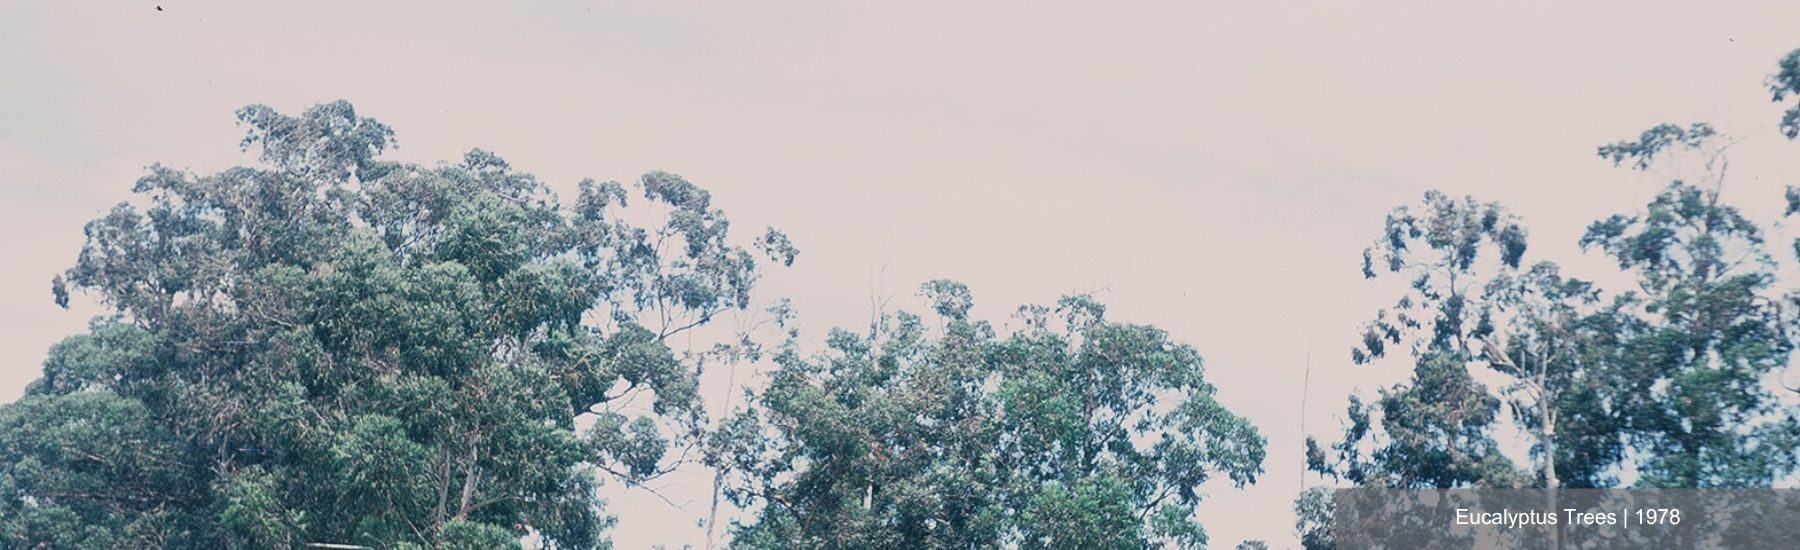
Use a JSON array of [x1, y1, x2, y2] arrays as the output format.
[[6, 2, 1800, 546]]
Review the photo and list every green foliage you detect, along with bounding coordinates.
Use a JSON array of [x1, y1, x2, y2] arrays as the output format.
[[16, 45, 1800, 550], [919, 279, 974, 321], [439, 519, 524, 550], [1314, 49, 1800, 509], [1582, 123, 1799, 488], [1325, 192, 1535, 489], [1292, 487, 1334, 550], [1353, 190, 1527, 364], [1019, 475, 1141, 549], [1768, 48, 1800, 139], [0, 391, 203, 548], [719, 284, 1264, 549], [220, 467, 307, 549], [3, 101, 789, 548], [1595, 123, 1717, 170]]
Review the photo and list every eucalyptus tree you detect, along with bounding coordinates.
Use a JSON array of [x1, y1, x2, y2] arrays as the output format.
[[1585, 122, 1800, 487], [1313, 49, 1800, 495], [2, 101, 793, 549], [1310, 191, 1535, 489], [717, 283, 1265, 549], [1313, 141, 1797, 493]]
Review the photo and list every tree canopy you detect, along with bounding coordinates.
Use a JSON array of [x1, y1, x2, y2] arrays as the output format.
[[6, 101, 795, 549], [716, 286, 1264, 549], [3, 102, 1265, 550], [12, 42, 1800, 550], [1300, 45, 1800, 549]]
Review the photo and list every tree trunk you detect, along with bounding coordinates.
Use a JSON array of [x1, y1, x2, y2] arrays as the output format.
[[455, 444, 480, 520], [1541, 371, 1560, 550]]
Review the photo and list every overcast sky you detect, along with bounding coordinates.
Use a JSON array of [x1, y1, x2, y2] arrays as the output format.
[[7, 2, 1800, 547]]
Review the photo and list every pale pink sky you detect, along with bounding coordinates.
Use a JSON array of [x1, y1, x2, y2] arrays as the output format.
[[6, 2, 1800, 547]]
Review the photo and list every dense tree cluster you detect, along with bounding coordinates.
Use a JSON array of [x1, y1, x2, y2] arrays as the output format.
[[1, 102, 1263, 549], [10, 41, 1800, 550], [716, 289, 1265, 549], [5, 102, 794, 548]]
